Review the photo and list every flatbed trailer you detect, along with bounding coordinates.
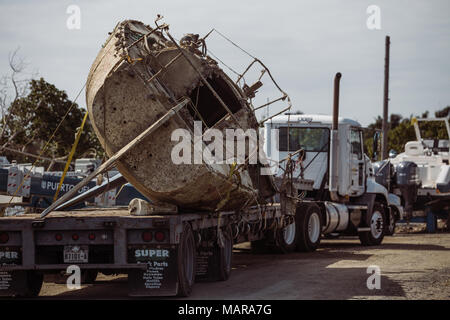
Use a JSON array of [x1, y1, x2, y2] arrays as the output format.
[[0, 203, 294, 297]]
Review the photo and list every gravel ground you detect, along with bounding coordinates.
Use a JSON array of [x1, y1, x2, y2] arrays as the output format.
[[38, 229, 450, 300]]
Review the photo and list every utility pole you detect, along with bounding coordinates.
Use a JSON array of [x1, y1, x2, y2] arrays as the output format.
[[382, 35, 390, 159]]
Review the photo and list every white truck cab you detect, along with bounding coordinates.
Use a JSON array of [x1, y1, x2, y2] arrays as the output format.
[[264, 114, 367, 198]]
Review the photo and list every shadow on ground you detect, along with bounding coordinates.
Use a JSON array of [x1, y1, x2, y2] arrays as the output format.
[[34, 239, 413, 300]]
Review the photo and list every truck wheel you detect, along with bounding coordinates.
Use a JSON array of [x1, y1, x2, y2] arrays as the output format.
[[23, 271, 43, 297], [177, 223, 196, 297], [217, 225, 233, 281], [386, 209, 396, 236], [359, 203, 385, 246], [296, 204, 322, 252], [276, 220, 297, 253]]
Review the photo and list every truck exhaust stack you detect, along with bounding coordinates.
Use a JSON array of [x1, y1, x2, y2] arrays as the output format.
[[329, 72, 341, 201]]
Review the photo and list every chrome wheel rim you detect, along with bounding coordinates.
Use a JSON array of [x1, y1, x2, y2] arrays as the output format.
[[308, 213, 321, 243], [283, 222, 296, 245], [371, 210, 384, 239]]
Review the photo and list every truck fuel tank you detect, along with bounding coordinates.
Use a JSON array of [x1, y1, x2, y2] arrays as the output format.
[[323, 202, 349, 234]]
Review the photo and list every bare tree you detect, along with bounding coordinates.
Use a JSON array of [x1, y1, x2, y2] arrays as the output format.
[[0, 47, 32, 149]]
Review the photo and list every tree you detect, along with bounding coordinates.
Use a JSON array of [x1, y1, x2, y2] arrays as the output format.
[[364, 106, 450, 159], [0, 51, 104, 168]]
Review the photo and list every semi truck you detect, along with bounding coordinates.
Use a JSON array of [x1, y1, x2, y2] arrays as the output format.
[[263, 73, 404, 249]]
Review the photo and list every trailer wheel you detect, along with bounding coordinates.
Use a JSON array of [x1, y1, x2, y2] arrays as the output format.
[[177, 223, 196, 297], [359, 203, 385, 246], [81, 270, 98, 284], [296, 203, 322, 252], [23, 271, 43, 297], [217, 225, 233, 281]]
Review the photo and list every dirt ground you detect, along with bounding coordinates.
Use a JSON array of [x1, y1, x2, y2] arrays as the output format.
[[38, 227, 450, 300]]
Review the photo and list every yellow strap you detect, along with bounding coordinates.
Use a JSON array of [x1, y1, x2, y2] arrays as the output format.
[[53, 111, 89, 202]]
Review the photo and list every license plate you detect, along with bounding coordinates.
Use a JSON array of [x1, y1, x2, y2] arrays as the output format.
[[64, 245, 88, 263]]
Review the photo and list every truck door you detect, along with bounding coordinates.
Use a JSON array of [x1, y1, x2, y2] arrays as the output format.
[[349, 128, 365, 196]]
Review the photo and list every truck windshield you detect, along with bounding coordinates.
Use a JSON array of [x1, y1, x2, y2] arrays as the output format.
[[278, 127, 329, 152]]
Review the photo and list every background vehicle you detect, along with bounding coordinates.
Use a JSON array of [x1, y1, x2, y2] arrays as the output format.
[[373, 117, 450, 233]]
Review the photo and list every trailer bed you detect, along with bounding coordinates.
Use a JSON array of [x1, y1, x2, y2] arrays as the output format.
[[0, 203, 289, 296]]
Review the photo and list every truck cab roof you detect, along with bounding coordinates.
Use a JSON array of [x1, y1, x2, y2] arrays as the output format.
[[266, 114, 362, 127]]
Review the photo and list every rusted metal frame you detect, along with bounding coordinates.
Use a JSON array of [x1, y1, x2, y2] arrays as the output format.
[[39, 99, 189, 219], [125, 25, 166, 51], [253, 95, 288, 111], [236, 58, 258, 84], [259, 105, 291, 125], [145, 52, 183, 83], [237, 58, 292, 112], [206, 49, 240, 77], [248, 58, 288, 96], [188, 87, 209, 129], [164, 31, 241, 127]]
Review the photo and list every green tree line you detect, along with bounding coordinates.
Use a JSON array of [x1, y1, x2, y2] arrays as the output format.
[[363, 106, 450, 159]]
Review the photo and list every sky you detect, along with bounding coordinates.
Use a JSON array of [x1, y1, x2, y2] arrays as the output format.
[[0, 0, 449, 126]]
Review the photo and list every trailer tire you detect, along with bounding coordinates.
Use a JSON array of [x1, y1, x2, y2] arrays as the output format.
[[81, 270, 98, 284], [23, 271, 43, 297], [359, 203, 385, 246], [296, 203, 322, 252], [177, 223, 196, 297], [217, 225, 233, 281]]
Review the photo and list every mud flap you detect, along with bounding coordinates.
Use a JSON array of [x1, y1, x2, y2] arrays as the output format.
[[0, 271, 27, 297], [195, 243, 222, 282], [127, 247, 178, 296], [357, 193, 376, 229]]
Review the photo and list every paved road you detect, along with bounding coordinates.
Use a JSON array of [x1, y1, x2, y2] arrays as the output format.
[[39, 232, 450, 300]]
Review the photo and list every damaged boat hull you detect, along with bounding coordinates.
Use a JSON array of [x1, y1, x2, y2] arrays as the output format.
[[86, 20, 275, 211]]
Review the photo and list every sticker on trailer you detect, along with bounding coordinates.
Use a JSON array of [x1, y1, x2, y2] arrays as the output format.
[[0, 272, 12, 291], [0, 271, 28, 297], [0, 248, 21, 265]]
